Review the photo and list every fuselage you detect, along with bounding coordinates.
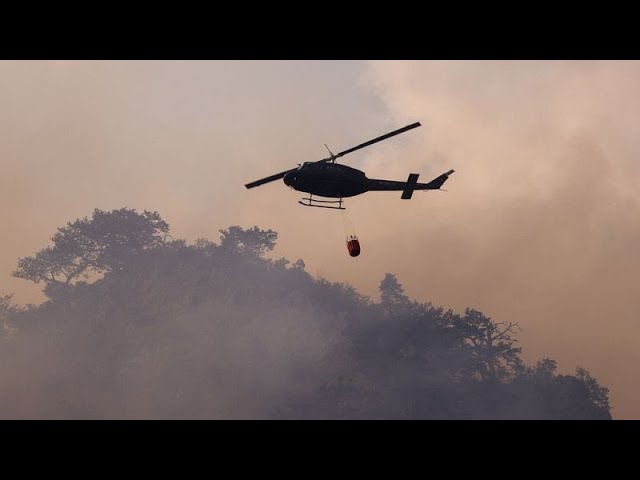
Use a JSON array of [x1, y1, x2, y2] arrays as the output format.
[[283, 162, 369, 198], [283, 162, 444, 199]]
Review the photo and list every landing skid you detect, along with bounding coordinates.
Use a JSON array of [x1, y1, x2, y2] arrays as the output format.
[[298, 194, 345, 210]]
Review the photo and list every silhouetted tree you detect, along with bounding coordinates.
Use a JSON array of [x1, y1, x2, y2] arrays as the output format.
[[529, 358, 558, 380], [0, 294, 14, 316], [0, 209, 613, 419], [0, 294, 16, 338], [218, 226, 277, 258], [457, 308, 523, 381], [517, 360, 612, 419], [379, 273, 409, 312], [292, 259, 306, 270], [575, 366, 610, 411], [13, 208, 169, 297]]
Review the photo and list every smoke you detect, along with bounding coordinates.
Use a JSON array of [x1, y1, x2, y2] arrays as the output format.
[[353, 60, 640, 418], [0, 60, 385, 305], [1, 60, 637, 417], [0, 274, 347, 419]]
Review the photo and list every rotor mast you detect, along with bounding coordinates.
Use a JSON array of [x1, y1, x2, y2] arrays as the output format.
[[324, 144, 336, 163]]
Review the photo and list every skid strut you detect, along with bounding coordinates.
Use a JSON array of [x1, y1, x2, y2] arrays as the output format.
[[298, 194, 345, 210]]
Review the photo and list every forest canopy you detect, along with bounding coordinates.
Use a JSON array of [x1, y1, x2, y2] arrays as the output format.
[[0, 208, 611, 419]]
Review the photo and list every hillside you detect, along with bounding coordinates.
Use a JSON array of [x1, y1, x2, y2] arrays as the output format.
[[0, 209, 611, 419]]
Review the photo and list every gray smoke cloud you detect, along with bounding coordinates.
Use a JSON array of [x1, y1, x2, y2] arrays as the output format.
[[0, 60, 636, 417], [0, 297, 345, 419], [354, 61, 640, 419]]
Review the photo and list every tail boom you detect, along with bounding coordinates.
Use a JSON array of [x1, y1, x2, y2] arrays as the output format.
[[367, 169, 455, 198]]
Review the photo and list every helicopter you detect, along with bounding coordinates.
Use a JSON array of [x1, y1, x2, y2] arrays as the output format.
[[244, 122, 454, 210]]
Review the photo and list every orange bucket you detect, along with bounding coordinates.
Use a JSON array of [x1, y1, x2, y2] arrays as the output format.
[[346, 237, 361, 257]]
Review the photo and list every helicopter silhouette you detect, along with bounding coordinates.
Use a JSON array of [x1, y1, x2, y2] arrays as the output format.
[[245, 122, 454, 210]]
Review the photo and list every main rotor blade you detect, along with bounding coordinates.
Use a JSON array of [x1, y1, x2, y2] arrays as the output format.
[[246, 122, 422, 189], [331, 122, 422, 160], [245, 167, 298, 189]]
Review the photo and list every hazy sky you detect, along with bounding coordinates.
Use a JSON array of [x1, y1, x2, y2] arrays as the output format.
[[1, 60, 639, 418]]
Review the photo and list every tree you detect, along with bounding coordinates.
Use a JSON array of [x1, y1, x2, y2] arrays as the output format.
[[2, 209, 614, 419], [0, 294, 12, 316], [0, 294, 17, 339], [379, 273, 409, 310], [218, 226, 277, 258], [575, 366, 610, 411], [457, 308, 522, 381], [529, 358, 558, 380], [13, 208, 169, 295], [291, 259, 306, 271]]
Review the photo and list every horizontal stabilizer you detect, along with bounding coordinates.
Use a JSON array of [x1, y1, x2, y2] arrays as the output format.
[[401, 173, 420, 199]]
